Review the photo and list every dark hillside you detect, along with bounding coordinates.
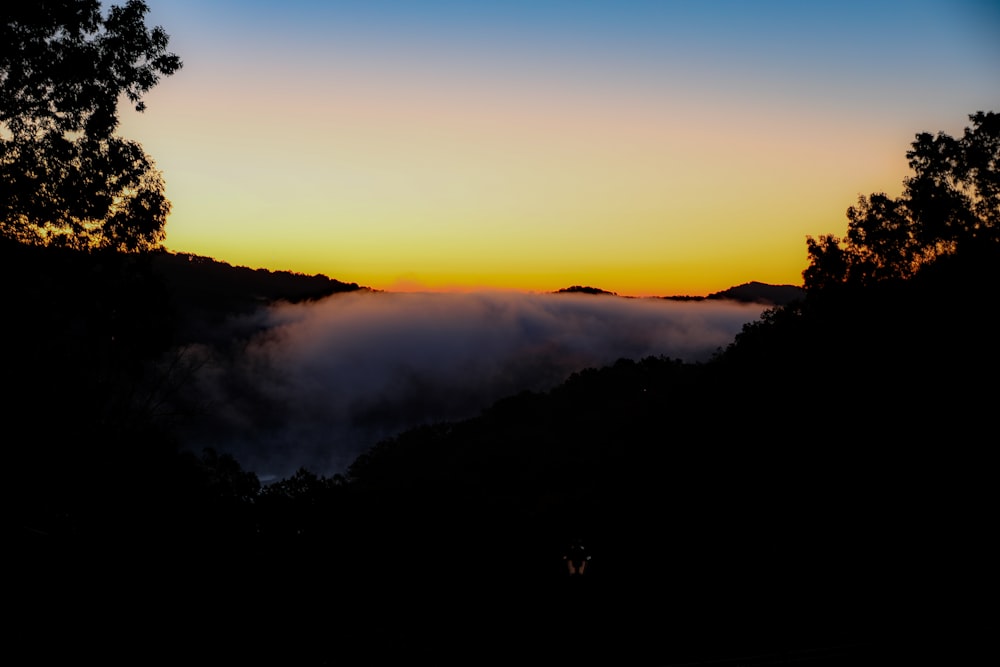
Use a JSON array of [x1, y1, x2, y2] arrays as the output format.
[[707, 280, 804, 305], [6, 241, 361, 663], [5, 241, 180, 546], [556, 281, 804, 303], [149, 250, 365, 343], [8, 237, 990, 664], [555, 284, 618, 295], [326, 245, 997, 663]]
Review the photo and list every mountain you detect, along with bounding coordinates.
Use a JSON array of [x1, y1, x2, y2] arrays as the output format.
[[557, 281, 805, 304], [148, 250, 366, 343], [706, 280, 804, 305], [555, 284, 619, 296]]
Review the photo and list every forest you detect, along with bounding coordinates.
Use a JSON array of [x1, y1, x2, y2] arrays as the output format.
[[5, 3, 995, 664]]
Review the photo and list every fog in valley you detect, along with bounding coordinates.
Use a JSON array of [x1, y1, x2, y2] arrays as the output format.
[[173, 290, 766, 481]]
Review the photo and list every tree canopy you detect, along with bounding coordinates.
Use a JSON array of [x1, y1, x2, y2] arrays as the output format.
[[0, 0, 181, 251], [804, 111, 999, 291]]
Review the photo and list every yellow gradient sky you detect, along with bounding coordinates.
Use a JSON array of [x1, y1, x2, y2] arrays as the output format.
[[119, 1, 1000, 295]]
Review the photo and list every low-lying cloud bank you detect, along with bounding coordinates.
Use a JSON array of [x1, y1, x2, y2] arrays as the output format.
[[173, 291, 766, 481]]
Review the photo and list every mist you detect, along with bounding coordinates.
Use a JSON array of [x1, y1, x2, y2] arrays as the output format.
[[173, 290, 766, 481]]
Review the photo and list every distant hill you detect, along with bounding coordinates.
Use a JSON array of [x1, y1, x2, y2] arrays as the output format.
[[149, 251, 366, 343], [706, 281, 804, 305], [558, 281, 804, 305], [555, 285, 618, 296]]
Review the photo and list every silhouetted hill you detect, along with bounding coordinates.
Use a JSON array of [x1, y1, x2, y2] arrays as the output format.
[[707, 280, 804, 305], [661, 280, 804, 304], [5, 240, 366, 545], [558, 281, 805, 304], [555, 284, 618, 296], [148, 250, 366, 343]]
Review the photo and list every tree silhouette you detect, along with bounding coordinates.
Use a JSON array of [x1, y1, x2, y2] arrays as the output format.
[[804, 111, 999, 290], [1, 1, 181, 250]]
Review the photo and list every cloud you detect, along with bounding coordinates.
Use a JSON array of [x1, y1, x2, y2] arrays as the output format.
[[173, 291, 765, 481]]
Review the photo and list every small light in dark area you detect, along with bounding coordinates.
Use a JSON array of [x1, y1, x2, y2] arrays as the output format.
[[563, 538, 592, 576]]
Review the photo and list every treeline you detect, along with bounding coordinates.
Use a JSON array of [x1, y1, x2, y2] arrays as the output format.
[[149, 250, 365, 343]]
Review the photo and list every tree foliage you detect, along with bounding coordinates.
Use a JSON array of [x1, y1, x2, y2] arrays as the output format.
[[0, 0, 181, 251], [804, 111, 999, 290]]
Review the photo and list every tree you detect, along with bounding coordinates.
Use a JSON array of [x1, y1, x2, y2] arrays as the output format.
[[906, 111, 1000, 250], [804, 111, 999, 291], [0, 1, 181, 251]]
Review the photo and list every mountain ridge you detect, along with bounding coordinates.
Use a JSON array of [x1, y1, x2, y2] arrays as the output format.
[[555, 280, 804, 305]]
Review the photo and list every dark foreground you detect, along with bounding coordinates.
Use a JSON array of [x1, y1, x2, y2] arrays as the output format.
[[18, 501, 969, 667]]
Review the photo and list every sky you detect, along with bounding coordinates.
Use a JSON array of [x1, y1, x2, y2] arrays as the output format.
[[119, 0, 1000, 296]]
